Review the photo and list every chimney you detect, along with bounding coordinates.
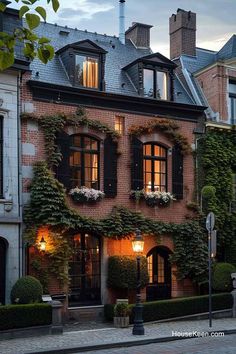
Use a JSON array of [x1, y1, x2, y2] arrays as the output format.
[[125, 22, 153, 49], [169, 8, 196, 59], [119, 0, 126, 45]]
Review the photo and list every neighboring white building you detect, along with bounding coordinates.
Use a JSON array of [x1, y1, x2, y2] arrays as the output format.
[[0, 8, 29, 304]]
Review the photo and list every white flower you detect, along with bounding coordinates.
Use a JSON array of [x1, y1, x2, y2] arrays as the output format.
[[69, 186, 105, 202]]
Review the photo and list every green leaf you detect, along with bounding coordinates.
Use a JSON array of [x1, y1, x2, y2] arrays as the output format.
[[22, 0, 32, 4], [35, 6, 46, 21], [0, 50, 14, 71], [38, 37, 50, 45], [0, 2, 7, 12], [19, 5, 29, 18], [52, 0, 60, 12], [44, 44, 54, 59], [25, 13, 40, 30]]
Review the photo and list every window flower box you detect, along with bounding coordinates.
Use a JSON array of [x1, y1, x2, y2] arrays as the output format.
[[69, 186, 105, 203], [130, 190, 175, 207]]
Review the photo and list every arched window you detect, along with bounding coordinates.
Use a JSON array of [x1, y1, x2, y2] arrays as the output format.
[[143, 143, 167, 192], [70, 135, 99, 189]]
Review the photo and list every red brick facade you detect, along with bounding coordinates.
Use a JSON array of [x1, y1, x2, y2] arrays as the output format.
[[21, 71, 199, 305], [196, 64, 236, 121]]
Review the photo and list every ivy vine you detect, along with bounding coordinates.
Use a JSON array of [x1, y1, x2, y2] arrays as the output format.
[[24, 161, 208, 285], [21, 107, 120, 168], [198, 129, 236, 264], [129, 118, 191, 154]]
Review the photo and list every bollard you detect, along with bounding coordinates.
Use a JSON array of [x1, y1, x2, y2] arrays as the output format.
[[51, 300, 63, 334]]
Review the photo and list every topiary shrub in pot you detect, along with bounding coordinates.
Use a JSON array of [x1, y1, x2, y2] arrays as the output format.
[[212, 262, 236, 292], [11, 276, 43, 304], [113, 303, 130, 328]]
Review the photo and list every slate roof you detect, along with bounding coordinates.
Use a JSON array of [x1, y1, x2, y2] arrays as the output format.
[[26, 20, 192, 104], [181, 48, 216, 74], [217, 35, 236, 60], [28, 21, 150, 96], [177, 35, 236, 117]]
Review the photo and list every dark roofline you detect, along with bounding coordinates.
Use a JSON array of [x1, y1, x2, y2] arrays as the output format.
[[56, 39, 108, 55], [122, 52, 177, 71], [125, 22, 153, 35], [30, 20, 119, 42], [28, 80, 206, 122], [196, 47, 217, 53]]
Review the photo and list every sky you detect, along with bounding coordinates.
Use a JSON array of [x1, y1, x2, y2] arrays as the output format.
[[16, 0, 236, 58]]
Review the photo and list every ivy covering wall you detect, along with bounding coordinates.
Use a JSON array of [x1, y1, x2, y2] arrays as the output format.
[[22, 107, 210, 288], [198, 128, 236, 264], [24, 162, 208, 286]]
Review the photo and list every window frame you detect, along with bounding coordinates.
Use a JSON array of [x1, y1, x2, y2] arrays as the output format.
[[229, 80, 236, 124], [143, 142, 167, 192], [143, 66, 169, 100], [69, 134, 100, 189], [0, 116, 3, 198], [73, 51, 101, 90]]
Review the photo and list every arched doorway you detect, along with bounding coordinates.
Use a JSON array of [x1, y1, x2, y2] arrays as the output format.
[[68, 233, 101, 307], [0, 237, 7, 305], [146, 246, 171, 301]]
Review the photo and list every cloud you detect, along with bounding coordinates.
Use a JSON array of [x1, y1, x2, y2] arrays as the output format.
[[58, 0, 114, 21]]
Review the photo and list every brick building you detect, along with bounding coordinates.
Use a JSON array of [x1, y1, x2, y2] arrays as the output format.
[[170, 8, 236, 125], [20, 1, 206, 311]]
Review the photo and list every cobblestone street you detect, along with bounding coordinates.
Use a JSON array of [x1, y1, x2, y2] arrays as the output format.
[[76, 334, 236, 354], [0, 318, 236, 354]]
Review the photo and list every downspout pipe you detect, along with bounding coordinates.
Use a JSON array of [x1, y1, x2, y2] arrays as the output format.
[[119, 0, 126, 45]]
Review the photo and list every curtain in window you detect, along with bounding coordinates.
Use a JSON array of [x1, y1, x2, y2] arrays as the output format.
[[83, 58, 98, 88]]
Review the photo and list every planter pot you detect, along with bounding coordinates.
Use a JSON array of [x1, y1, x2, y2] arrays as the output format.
[[113, 316, 129, 328]]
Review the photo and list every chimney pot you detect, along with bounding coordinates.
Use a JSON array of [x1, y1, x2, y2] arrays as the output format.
[[169, 8, 196, 59], [125, 22, 153, 49]]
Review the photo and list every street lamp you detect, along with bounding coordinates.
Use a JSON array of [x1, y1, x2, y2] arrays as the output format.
[[39, 237, 47, 252], [132, 229, 145, 335]]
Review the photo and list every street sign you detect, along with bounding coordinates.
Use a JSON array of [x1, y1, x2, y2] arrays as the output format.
[[211, 230, 217, 258], [206, 212, 215, 232]]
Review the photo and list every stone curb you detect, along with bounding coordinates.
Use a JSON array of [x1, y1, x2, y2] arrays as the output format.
[[26, 328, 236, 354]]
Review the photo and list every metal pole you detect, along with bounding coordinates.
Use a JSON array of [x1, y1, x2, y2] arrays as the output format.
[[132, 256, 144, 335], [208, 230, 212, 328]]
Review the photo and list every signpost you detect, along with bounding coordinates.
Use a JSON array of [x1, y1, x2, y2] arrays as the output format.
[[206, 212, 216, 328]]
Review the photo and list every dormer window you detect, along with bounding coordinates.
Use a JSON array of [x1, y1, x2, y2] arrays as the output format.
[[75, 55, 99, 89], [143, 69, 168, 100], [122, 52, 176, 102], [57, 40, 107, 91]]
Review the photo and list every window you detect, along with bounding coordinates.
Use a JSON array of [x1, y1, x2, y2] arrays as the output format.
[[229, 81, 236, 124], [143, 69, 168, 100], [75, 55, 99, 88], [0, 117, 2, 198], [70, 135, 99, 189], [115, 116, 125, 134], [143, 143, 167, 192]]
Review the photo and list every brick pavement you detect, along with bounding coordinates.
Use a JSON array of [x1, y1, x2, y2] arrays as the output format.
[[0, 318, 236, 354]]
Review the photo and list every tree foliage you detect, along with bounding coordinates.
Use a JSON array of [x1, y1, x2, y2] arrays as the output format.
[[0, 0, 60, 70]]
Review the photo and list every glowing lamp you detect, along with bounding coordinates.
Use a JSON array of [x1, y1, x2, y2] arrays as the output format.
[[132, 229, 144, 254], [39, 237, 47, 252]]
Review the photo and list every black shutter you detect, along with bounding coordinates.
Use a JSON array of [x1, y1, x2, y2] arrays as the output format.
[[55, 131, 71, 190], [131, 137, 143, 190], [172, 144, 183, 199], [104, 136, 117, 197]]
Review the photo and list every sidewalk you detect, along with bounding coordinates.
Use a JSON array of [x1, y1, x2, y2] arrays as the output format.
[[1, 318, 236, 354]]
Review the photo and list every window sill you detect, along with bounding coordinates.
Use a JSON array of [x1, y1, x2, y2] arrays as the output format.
[[0, 199, 13, 204]]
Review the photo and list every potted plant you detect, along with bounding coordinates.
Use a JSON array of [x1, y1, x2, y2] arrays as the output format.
[[69, 186, 105, 203], [144, 191, 175, 207], [113, 303, 130, 328]]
